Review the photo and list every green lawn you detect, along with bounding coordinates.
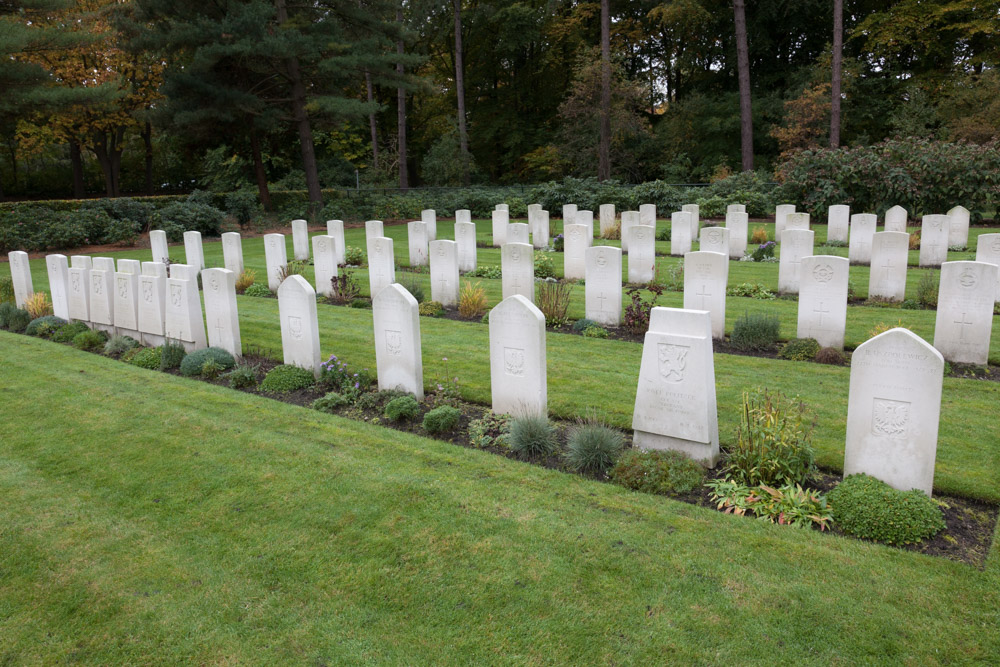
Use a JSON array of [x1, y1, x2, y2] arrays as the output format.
[[1, 332, 999, 664]]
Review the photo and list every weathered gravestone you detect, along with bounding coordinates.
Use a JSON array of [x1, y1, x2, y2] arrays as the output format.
[[919, 215, 950, 267], [495, 203, 508, 212], [138, 262, 166, 346], [326, 220, 346, 266], [429, 240, 460, 307], [89, 258, 115, 333], [8, 251, 33, 308], [844, 328, 943, 496], [639, 204, 656, 228], [947, 205, 970, 248], [68, 256, 92, 323], [164, 267, 207, 351], [277, 274, 321, 375], [868, 231, 910, 302], [848, 214, 877, 265], [585, 246, 622, 326], [312, 235, 338, 297], [627, 225, 656, 284], [222, 232, 244, 275], [884, 206, 908, 233], [149, 229, 169, 264], [828, 204, 850, 243], [113, 262, 140, 338], [774, 204, 796, 242], [455, 209, 472, 225], [367, 236, 396, 297], [632, 307, 719, 466], [797, 255, 849, 349], [492, 209, 509, 247], [577, 210, 594, 238], [365, 220, 384, 240], [683, 251, 728, 339], [620, 211, 640, 252], [407, 221, 428, 267], [46, 254, 70, 320], [507, 222, 530, 245], [168, 262, 197, 283], [531, 209, 549, 249], [562, 204, 577, 226], [785, 212, 810, 234], [670, 212, 693, 256], [726, 204, 745, 215], [202, 268, 241, 358], [681, 204, 699, 239], [599, 204, 616, 237], [264, 233, 288, 291], [699, 226, 730, 256], [373, 283, 423, 399], [975, 233, 1000, 302], [291, 219, 310, 260], [183, 230, 205, 271], [421, 209, 437, 242], [501, 243, 534, 303], [455, 221, 477, 273], [778, 229, 815, 294], [725, 212, 748, 259], [933, 260, 998, 364], [564, 223, 591, 280], [489, 295, 546, 417]]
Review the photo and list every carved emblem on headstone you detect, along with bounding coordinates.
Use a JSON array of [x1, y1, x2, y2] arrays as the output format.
[[71, 273, 80, 292], [992, 237, 1000, 253], [657, 343, 688, 383], [386, 329, 402, 356], [871, 397, 910, 439], [959, 270, 978, 289], [503, 347, 525, 377], [117, 276, 128, 299], [142, 280, 153, 303], [170, 283, 182, 306], [288, 315, 303, 340], [93, 274, 102, 295], [596, 251, 607, 267], [813, 264, 834, 282]]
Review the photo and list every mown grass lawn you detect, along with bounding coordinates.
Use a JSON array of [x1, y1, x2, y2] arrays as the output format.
[[1, 331, 999, 664]]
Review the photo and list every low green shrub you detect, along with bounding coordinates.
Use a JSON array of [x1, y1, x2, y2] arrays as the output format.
[[103, 334, 139, 356], [344, 245, 365, 265], [312, 392, 350, 413], [384, 395, 421, 422], [72, 329, 108, 350], [916, 272, 939, 308], [51, 320, 89, 343], [419, 301, 444, 316], [159, 341, 187, 370], [423, 405, 461, 434], [727, 282, 776, 300], [571, 318, 597, 332], [725, 388, 816, 487], [469, 265, 502, 279], [534, 254, 555, 278], [581, 325, 608, 338], [0, 276, 14, 304], [610, 449, 705, 496], [468, 413, 511, 449], [6, 307, 32, 332], [224, 363, 259, 389], [155, 200, 226, 240], [706, 478, 833, 530], [778, 338, 821, 361], [0, 302, 16, 326], [260, 364, 316, 393], [348, 298, 371, 309], [200, 359, 226, 379], [565, 421, 624, 475], [509, 415, 558, 458], [244, 283, 272, 297], [815, 347, 845, 365], [128, 346, 163, 370], [25, 315, 67, 337], [180, 347, 236, 377], [730, 312, 780, 351], [828, 474, 945, 545]]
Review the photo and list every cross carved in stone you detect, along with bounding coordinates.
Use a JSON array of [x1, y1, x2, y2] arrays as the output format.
[[696, 285, 712, 309], [813, 301, 831, 327], [954, 312, 974, 341], [215, 318, 226, 342], [878, 256, 895, 287]]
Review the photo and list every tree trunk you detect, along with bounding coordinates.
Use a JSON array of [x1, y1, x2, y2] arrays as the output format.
[[830, 0, 843, 148], [734, 0, 754, 171], [91, 130, 120, 197], [396, 8, 408, 190], [275, 0, 323, 215], [454, 0, 470, 185], [249, 127, 272, 212], [142, 120, 154, 196], [69, 140, 85, 198], [366, 69, 379, 167], [598, 0, 611, 181]]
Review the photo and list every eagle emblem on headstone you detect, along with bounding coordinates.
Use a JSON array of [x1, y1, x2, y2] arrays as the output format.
[[504, 347, 525, 377], [92, 275, 102, 295], [657, 343, 688, 383], [118, 277, 128, 299], [386, 330, 402, 355], [170, 283, 182, 307], [288, 315, 303, 339], [142, 281, 153, 303], [71, 273, 80, 292], [871, 398, 910, 439]]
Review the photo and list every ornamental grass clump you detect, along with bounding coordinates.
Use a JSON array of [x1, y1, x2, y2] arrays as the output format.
[[24, 292, 53, 319], [537, 281, 572, 327], [235, 269, 256, 293], [828, 474, 945, 545], [565, 420, 624, 475], [458, 281, 488, 318], [724, 388, 816, 487], [730, 311, 780, 351], [508, 414, 559, 459], [103, 334, 139, 356], [159, 341, 187, 370]]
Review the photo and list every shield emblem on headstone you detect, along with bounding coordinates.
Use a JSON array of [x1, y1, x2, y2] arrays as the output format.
[[657, 343, 688, 383], [504, 347, 525, 377], [386, 330, 402, 355], [118, 277, 128, 299], [142, 281, 153, 303], [288, 316, 303, 339], [170, 283, 182, 307], [92, 275, 102, 295], [71, 273, 80, 292]]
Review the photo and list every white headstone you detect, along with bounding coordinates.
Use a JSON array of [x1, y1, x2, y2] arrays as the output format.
[[67, 256, 92, 324], [884, 206, 908, 233], [577, 209, 595, 238], [491, 209, 509, 247], [367, 236, 396, 298], [503, 222, 526, 245], [564, 223, 591, 281], [918, 214, 950, 267], [774, 204, 796, 242], [848, 213, 877, 265], [621, 211, 640, 252], [562, 204, 577, 226], [845, 328, 943, 496], [202, 267, 241, 358], [455, 209, 472, 225], [495, 203, 508, 212], [725, 212, 748, 259], [627, 225, 656, 284], [365, 220, 384, 240], [149, 229, 169, 264], [632, 307, 719, 466], [291, 219, 309, 260], [947, 205, 970, 248], [975, 233, 1000, 302], [221, 232, 244, 275], [138, 261, 166, 346], [312, 235, 338, 297], [373, 283, 423, 399], [868, 231, 910, 302], [118, 259, 140, 275], [45, 254, 70, 320], [599, 204, 616, 237], [726, 204, 745, 215], [683, 252, 727, 339], [455, 221, 477, 273], [113, 269, 140, 337], [407, 221, 428, 267], [264, 233, 287, 290], [277, 274, 321, 375], [797, 255, 849, 350], [828, 204, 850, 243], [785, 212, 810, 234], [777, 229, 815, 294], [430, 240, 459, 307], [164, 272, 207, 351], [168, 262, 197, 283], [501, 243, 534, 303], [421, 210, 437, 242], [531, 210, 549, 249], [682, 204, 699, 238], [639, 204, 656, 228], [7, 251, 32, 308], [670, 212, 693, 256], [699, 226, 730, 256], [93, 256, 115, 273], [183, 230, 205, 271], [326, 220, 346, 266], [489, 295, 546, 417], [585, 246, 622, 326], [89, 268, 114, 332], [933, 260, 997, 364]]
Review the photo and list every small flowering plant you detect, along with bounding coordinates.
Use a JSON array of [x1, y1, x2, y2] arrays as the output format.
[[552, 234, 564, 251], [431, 357, 462, 406], [317, 354, 374, 394], [750, 241, 777, 262]]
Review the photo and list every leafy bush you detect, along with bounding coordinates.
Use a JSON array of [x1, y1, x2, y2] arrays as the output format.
[[344, 245, 365, 266], [235, 269, 256, 294], [4, 307, 31, 332], [398, 274, 425, 303], [655, 224, 671, 241], [582, 325, 608, 338], [72, 329, 108, 350], [727, 282, 776, 299], [224, 363, 259, 389], [458, 280, 488, 318], [384, 395, 421, 422], [725, 388, 816, 487], [537, 280, 572, 327], [312, 391, 350, 413], [200, 359, 226, 379], [24, 292, 53, 319], [0, 276, 14, 304], [916, 272, 938, 308], [103, 218, 141, 246], [622, 285, 662, 334], [730, 311, 780, 351], [468, 413, 511, 449], [815, 347, 845, 365], [423, 405, 461, 434], [159, 341, 187, 370], [244, 283, 272, 297], [260, 364, 316, 393], [0, 302, 16, 327], [508, 415, 559, 458], [51, 320, 89, 343], [225, 188, 262, 228], [103, 334, 139, 356], [278, 259, 308, 284], [329, 271, 362, 304], [706, 479, 832, 530], [128, 346, 163, 370], [565, 421, 624, 475], [25, 315, 66, 337], [534, 253, 555, 278], [155, 200, 226, 239], [778, 338, 821, 361], [750, 241, 777, 262], [828, 474, 945, 545], [610, 449, 706, 496], [469, 265, 502, 279], [418, 300, 444, 317], [348, 298, 371, 309], [180, 347, 236, 376], [572, 318, 597, 332], [750, 226, 769, 245]]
